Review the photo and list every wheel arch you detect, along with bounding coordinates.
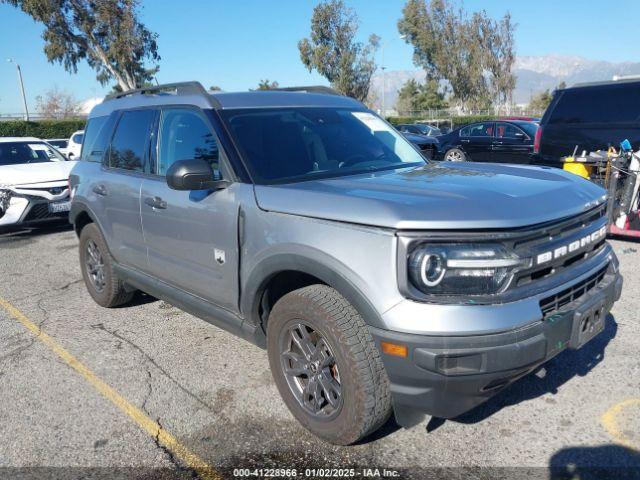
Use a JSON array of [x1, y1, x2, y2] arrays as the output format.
[[242, 252, 385, 335]]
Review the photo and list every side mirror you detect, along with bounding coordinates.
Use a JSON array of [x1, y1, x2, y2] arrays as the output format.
[[166, 159, 229, 191]]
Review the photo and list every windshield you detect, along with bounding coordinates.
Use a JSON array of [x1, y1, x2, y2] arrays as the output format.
[[221, 108, 425, 184], [0, 142, 66, 166]]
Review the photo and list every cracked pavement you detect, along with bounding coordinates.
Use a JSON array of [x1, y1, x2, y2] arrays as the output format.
[[0, 223, 639, 479]]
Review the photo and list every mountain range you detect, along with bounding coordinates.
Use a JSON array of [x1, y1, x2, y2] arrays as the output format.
[[371, 55, 640, 110]]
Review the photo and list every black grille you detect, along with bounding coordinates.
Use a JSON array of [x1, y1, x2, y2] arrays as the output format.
[[22, 203, 67, 222], [513, 205, 608, 286], [539, 265, 608, 316]]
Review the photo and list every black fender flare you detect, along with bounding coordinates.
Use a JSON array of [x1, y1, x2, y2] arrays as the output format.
[[241, 251, 385, 331]]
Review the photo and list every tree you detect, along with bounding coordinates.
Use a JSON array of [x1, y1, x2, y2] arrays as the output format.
[[35, 87, 81, 119], [398, 0, 516, 111], [529, 89, 553, 112], [3, 0, 160, 91], [529, 81, 565, 113], [474, 11, 516, 110], [298, 0, 379, 101], [255, 79, 279, 90], [396, 79, 447, 115]]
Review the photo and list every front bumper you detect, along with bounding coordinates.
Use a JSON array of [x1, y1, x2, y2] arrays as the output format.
[[0, 184, 71, 227], [370, 263, 623, 427]]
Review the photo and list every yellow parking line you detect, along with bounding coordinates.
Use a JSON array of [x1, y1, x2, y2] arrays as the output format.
[[601, 398, 640, 451], [0, 297, 221, 480]]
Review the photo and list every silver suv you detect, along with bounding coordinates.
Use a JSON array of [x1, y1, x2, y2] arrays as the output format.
[[69, 82, 623, 445]]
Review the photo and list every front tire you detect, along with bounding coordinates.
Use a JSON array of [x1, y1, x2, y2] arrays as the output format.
[[267, 285, 391, 445], [79, 223, 134, 307], [444, 148, 467, 161]]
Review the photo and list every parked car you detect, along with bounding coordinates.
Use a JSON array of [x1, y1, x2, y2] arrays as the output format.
[[400, 131, 438, 159], [0, 137, 76, 228], [45, 138, 70, 157], [70, 82, 622, 445], [66, 130, 84, 160], [437, 120, 538, 163], [534, 79, 640, 166], [396, 123, 442, 137]]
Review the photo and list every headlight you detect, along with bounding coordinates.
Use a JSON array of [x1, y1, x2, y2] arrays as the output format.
[[407, 244, 530, 296]]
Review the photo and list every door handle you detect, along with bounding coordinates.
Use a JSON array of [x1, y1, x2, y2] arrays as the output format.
[[144, 196, 167, 210], [461, 139, 470, 143], [493, 141, 504, 145], [92, 184, 107, 196]]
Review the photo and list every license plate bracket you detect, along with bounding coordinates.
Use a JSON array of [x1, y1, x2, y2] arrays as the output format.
[[48, 200, 71, 213], [569, 291, 608, 349]]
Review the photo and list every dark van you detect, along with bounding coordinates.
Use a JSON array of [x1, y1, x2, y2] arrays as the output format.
[[534, 79, 640, 166]]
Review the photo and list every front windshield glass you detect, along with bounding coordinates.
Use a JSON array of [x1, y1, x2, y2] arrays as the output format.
[[0, 142, 66, 166], [221, 108, 425, 184]]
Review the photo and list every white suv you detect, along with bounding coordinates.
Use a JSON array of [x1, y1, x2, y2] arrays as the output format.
[[0, 137, 76, 228]]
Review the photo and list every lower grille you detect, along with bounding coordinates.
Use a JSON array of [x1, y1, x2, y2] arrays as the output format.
[[539, 265, 608, 316], [22, 203, 67, 222]]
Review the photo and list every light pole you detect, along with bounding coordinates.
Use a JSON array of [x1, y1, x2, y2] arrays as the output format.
[[7, 59, 29, 121]]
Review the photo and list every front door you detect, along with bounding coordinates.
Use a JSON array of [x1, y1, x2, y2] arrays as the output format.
[[491, 122, 532, 164], [460, 122, 494, 161], [140, 107, 239, 312]]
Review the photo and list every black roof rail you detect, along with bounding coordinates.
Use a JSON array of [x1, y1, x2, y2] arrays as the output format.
[[272, 85, 342, 96], [104, 81, 210, 101]]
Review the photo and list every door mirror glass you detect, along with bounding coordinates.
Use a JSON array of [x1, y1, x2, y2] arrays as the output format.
[[166, 159, 228, 191]]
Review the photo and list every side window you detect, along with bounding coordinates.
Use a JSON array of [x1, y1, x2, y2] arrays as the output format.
[[549, 86, 640, 124], [81, 116, 111, 162], [460, 126, 470, 137], [109, 109, 156, 172], [157, 109, 219, 176], [496, 123, 525, 139], [466, 122, 492, 137]]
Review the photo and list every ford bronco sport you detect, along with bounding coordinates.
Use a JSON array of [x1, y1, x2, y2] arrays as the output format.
[[69, 82, 623, 445]]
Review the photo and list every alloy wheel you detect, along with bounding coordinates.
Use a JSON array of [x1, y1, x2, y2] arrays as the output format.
[[446, 150, 465, 161], [85, 239, 106, 293], [279, 322, 343, 420]]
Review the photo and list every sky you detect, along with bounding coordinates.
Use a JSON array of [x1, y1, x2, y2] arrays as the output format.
[[1, 0, 639, 114]]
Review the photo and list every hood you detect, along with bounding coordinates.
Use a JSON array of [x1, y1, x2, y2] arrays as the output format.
[[254, 162, 607, 230], [0, 161, 77, 187], [402, 132, 438, 145]]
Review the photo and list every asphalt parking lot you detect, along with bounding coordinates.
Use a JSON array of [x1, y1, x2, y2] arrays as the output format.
[[0, 223, 639, 480]]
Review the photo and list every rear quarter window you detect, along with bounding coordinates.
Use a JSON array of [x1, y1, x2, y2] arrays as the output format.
[[81, 116, 114, 162], [549, 85, 640, 124]]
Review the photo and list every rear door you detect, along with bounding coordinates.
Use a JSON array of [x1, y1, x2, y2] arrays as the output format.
[[99, 108, 157, 270], [491, 122, 532, 164], [140, 107, 239, 311], [460, 122, 494, 161]]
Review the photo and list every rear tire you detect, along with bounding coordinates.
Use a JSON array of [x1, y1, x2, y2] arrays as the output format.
[[79, 223, 134, 307], [267, 285, 392, 445], [445, 148, 467, 161]]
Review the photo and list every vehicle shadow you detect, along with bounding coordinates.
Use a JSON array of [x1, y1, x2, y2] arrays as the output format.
[[452, 314, 618, 425], [0, 221, 73, 239], [549, 444, 640, 479]]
